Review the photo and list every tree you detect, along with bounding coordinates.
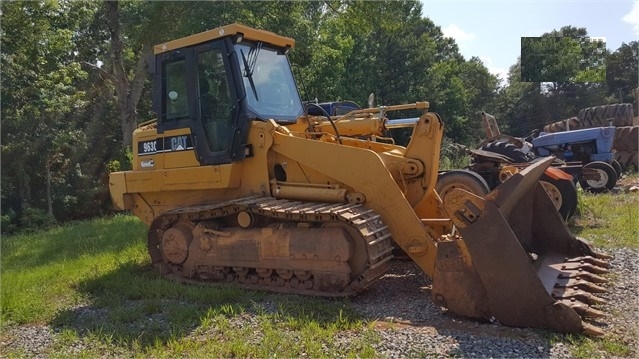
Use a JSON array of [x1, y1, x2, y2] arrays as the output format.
[[496, 26, 617, 136], [1, 0, 94, 222], [606, 41, 639, 104], [494, 59, 547, 135], [521, 26, 606, 83]]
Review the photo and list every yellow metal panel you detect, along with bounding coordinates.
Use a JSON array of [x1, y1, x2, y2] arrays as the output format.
[[163, 150, 200, 169], [162, 128, 198, 169], [121, 163, 244, 194], [108, 172, 127, 210], [154, 23, 295, 55], [162, 166, 222, 190], [125, 170, 163, 193]]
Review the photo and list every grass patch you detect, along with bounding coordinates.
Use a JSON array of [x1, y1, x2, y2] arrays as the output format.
[[2, 187, 637, 358], [558, 334, 634, 359], [1, 215, 148, 325], [570, 188, 639, 249], [1, 214, 377, 357]]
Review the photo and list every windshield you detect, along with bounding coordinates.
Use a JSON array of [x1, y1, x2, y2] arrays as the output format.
[[235, 43, 303, 122]]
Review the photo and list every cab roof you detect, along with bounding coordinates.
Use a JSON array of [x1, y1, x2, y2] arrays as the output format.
[[153, 23, 296, 55]]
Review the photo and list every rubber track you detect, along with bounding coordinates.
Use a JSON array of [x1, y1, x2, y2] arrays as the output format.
[[147, 196, 395, 297]]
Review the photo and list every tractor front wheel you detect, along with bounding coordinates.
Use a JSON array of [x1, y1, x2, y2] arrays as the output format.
[[578, 161, 618, 193]]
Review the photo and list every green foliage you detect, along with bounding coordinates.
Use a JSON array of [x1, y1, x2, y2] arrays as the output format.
[[17, 207, 57, 232], [439, 137, 471, 170], [1, 209, 18, 234], [1, 1, 635, 233], [108, 148, 134, 173], [606, 41, 639, 104], [521, 27, 606, 83], [495, 25, 629, 137]]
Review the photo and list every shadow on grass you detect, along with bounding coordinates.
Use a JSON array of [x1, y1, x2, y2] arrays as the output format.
[[51, 261, 364, 353]]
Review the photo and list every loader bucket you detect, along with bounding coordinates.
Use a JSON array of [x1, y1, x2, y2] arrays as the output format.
[[433, 157, 611, 336]]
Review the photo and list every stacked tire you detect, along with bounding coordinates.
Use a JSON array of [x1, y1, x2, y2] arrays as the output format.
[[542, 103, 634, 133], [542, 117, 581, 133], [578, 103, 634, 128], [613, 126, 639, 172]]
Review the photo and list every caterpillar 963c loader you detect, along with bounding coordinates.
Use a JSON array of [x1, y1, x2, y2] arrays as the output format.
[[109, 24, 612, 336]]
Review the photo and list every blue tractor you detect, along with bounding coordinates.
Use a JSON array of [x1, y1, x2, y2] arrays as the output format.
[[478, 113, 620, 194], [531, 126, 620, 193]]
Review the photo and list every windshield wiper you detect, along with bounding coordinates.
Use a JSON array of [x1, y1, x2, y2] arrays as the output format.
[[240, 43, 262, 101]]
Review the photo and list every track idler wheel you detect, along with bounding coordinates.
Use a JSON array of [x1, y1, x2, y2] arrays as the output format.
[[161, 221, 194, 264]]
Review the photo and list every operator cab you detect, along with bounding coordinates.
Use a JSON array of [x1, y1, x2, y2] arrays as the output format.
[[151, 24, 303, 165]]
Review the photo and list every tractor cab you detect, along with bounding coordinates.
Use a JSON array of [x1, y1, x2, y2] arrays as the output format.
[[150, 24, 303, 165]]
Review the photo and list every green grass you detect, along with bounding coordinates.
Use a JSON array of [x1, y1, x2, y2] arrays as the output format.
[[552, 334, 634, 359], [1, 186, 637, 358], [1, 215, 377, 357], [570, 186, 639, 249]]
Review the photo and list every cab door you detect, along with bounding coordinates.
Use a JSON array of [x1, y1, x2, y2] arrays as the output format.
[[155, 39, 244, 166]]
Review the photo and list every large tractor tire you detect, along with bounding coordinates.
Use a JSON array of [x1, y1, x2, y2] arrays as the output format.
[[481, 141, 533, 163], [613, 126, 639, 152], [611, 159, 623, 178], [436, 170, 491, 203], [539, 174, 578, 220], [578, 161, 618, 193], [542, 117, 581, 133], [615, 151, 639, 172], [578, 103, 634, 128]]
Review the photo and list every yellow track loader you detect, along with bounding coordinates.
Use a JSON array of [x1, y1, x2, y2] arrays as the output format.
[[109, 24, 611, 336]]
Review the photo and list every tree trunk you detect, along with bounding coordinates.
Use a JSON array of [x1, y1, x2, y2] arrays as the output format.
[[45, 161, 53, 217], [18, 168, 31, 210], [105, 0, 152, 149]]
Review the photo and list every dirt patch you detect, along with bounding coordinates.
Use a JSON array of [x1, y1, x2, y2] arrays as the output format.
[[617, 175, 639, 188], [616, 174, 639, 194]]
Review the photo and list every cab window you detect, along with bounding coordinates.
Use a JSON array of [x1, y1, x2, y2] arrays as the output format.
[[163, 58, 189, 121], [197, 49, 233, 152]]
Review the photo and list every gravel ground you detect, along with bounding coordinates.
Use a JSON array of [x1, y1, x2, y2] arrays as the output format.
[[2, 248, 638, 358]]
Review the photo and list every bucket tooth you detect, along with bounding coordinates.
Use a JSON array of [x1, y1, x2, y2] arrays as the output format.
[[564, 256, 610, 268], [583, 322, 606, 336], [575, 239, 613, 260], [557, 271, 608, 284], [554, 278, 607, 293], [555, 262, 609, 275], [552, 288, 608, 305], [559, 299, 606, 318]]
